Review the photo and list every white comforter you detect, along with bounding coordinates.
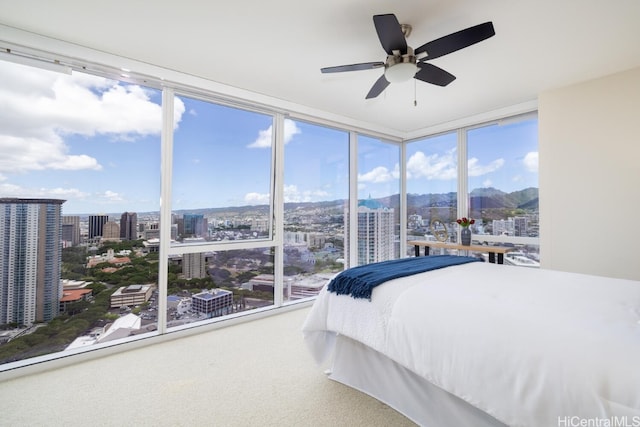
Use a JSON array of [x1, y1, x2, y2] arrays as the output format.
[[302, 262, 640, 427]]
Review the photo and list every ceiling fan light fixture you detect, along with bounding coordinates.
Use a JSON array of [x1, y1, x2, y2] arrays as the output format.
[[385, 61, 418, 83]]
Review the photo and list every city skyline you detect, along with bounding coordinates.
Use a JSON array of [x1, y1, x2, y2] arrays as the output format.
[[1, 59, 538, 215]]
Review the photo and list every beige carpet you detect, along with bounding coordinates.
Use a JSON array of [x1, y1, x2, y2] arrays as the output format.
[[0, 306, 416, 426]]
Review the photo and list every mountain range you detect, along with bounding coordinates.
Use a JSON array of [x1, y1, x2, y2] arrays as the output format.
[[163, 187, 539, 218]]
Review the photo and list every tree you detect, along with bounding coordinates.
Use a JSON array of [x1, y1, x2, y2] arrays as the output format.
[[86, 282, 106, 294], [65, 300, 90, 316], [236, 271, 257, 283]]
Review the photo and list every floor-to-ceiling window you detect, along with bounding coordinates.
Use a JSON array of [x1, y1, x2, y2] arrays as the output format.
[[0, 57, 162, 365], [282, 120, 348, 300], [405, 132, 459, 256], [354, 136, 400, 265], [465, 114, 539, 266], [165, 94, 278, 329]]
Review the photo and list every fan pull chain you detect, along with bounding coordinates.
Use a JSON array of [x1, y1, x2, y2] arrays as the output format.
[[414, 79, 417, 106]]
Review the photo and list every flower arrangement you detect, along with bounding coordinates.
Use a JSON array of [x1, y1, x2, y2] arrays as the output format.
[[456, 217, 475, 228]]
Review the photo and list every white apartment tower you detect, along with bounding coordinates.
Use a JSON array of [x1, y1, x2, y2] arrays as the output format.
[[345, 198, 395, 266], [0, 198, 65, 326], [493, 218, 515, 236]]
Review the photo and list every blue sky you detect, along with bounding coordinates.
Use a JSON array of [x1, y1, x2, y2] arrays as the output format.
[[0, 60, 537, 215]]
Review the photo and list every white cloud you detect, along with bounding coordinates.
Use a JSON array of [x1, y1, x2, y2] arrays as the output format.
[[282, 184, 330, 203], [247, 119, 301, 148], [406, 150, 457, 181], [358, 164, 400, 183], [0, 181, 89, 200], [0, 61, 183, 174], [40, 75, 164, 138], [99, 190, 124, 203], [0, 182, 27, 197], [46, 187, 91, 199], [173, 98, 186, 129], [54, 154, 103, 171], [468, 157, 504, 177], [249, 128, 273, 149], [0, 135, 102, 173], [284, 120, 301, 143], [0, 183, 136, 207], [244, 192, 270, 204], [408, 149, 506, 182], [523, 151, 538, 172]]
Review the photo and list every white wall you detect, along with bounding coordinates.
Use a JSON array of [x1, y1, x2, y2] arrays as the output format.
[[539, 66, 640, 280]]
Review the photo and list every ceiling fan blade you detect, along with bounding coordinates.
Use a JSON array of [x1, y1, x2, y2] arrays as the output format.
[[373, 14, 407, 55], [321, 62, 385, 73], [414, 63, 456, 86], [365, 75, 390, 99], [415, 22, 495, 59]]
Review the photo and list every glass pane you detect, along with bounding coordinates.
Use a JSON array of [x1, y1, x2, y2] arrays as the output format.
[[166, 248, 274, 330], [283, 120, 348, 301], [353, 136, 400, 265], [466, 117, 539, 266], [405, 133, 458, 255], [0, 59, 162, 366], [171, 97, 274, 246]]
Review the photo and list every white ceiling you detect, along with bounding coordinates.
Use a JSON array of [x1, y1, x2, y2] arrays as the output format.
[[1, 0, 639, 136]]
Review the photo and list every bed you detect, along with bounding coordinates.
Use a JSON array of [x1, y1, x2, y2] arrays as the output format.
[[302, 256, 640, 427]]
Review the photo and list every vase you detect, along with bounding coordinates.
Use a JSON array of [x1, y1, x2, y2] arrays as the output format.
[[460, 227, 471, 246]]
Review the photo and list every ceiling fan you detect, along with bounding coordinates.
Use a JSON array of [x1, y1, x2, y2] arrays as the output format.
[[320, 14, 495, 99]]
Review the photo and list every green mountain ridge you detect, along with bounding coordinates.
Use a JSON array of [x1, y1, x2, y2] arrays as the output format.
[[98, 187, 539, 218]]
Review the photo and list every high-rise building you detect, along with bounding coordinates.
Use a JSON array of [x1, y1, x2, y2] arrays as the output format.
[[120, 212, 138, 241], [182, 214, 207, 238], [88, 214, 109, 239], [493, 218, 514, 236], [102, 221, 121, 241], [61, 223, 75, 248], [0, 198, 65, 326], [62, 215, 81, 246], [140, 220, 160, 240], [344, 198, 395, 266], [513, 216, 528, 237], [183, 252, 207, 279]]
